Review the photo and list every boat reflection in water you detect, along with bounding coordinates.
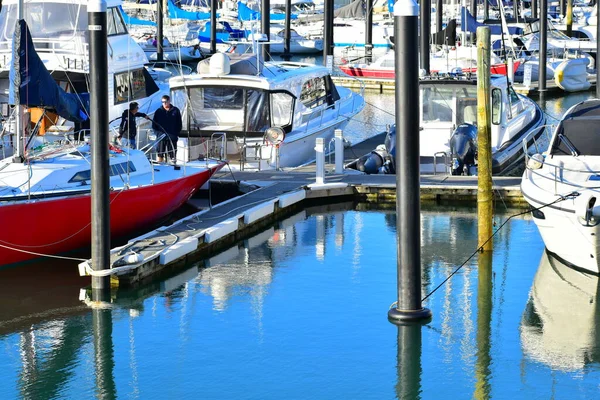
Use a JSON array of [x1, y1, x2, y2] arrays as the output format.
[[521, 250, 600, 371]]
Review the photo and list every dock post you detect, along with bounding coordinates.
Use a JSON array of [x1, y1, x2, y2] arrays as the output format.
[[156, 0, 163, 62], [89, 0, 111, 291], [507, 56, 514, 83], [566, 0, 573, 37], [532, 0, 538, 18], [282, 0, 292, 61], [420, 0, 431, 73], [366, 0, 373, 63], [539, 0, 548, 101], [323, 0, 334, 68], [315, 137, 325, 185], [334, 129, 344, 174], [261, 0, 270, 61], [476, 26, 493, 252], [388, 0, 432, 325], [597, 3, 600, 98], [436, 0, 443, 34], [210, 0, 217, 54]]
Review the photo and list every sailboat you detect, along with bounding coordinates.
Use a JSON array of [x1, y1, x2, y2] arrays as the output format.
[[0, 19, 225, 267]]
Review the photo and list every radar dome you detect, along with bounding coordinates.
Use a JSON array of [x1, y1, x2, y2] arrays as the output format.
[[209, 53, 231, 76]]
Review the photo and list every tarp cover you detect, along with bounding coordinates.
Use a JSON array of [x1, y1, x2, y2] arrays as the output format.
[[460, 7, 523, 36], [120, 6, 156, 26], [168, 0, 213, 20], [431, 19, 457, 46], [334, 0, 365, 18], [237, 1, 297, 21], [9, 20, 89, 122]]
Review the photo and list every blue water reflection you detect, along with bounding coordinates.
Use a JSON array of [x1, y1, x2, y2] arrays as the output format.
[[1, 205, 600, 398]]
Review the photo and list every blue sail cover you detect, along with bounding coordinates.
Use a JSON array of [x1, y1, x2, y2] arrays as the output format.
[[237, 1, 297, 21], [460, 7, 523, 35], [9, 20, 89, 122], [168, 0, 213, 20], [120, 6, 156, 26]]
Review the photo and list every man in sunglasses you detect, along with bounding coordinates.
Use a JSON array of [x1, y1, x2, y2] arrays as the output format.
[[152, 95, 182, 163]]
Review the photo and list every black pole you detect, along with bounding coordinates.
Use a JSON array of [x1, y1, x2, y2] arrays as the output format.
[[560, 0, 566, 16], [388, 0, 432, 325], [532, 0, 538, 18], [261, 0, 270, 61], [470, 0, 477, 20], [89, 0, 110, 292], [597, 0, 600, 98], [210, 0, 217, 54], [366, 0, 373, 63], [515, 0, 520, 21], [484, 0, 489, 20], [323, 0, 334, 67], [157, 0, 163, 62], [282, 0, 292, 60], [395, 324, 423, 399], [539, 0, 547, 100], [420, 0, 431, 73], [92, 300, 117, 399], [436, 0, 443, 34]]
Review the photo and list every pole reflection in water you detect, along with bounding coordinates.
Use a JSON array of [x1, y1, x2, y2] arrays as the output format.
[[475, 251, 493, 400], [395, 324, 423, 399], [521, 251, 600, 371], [92, 292, 116, 400], [316, 215, 325, 261], [335, 212, 344, 250]]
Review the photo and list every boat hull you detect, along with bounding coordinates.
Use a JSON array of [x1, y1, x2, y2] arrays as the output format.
[[0, 164, 222, 266]]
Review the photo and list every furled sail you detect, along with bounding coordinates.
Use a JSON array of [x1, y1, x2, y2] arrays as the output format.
[[9, 20, 89, 122]]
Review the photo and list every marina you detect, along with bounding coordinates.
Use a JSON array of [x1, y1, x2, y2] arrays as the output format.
[[2, 0, 600, 397]]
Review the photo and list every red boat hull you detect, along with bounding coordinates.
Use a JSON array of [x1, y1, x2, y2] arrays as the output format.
[[0, 164, 223, 266], [339, 61, 521, 79]]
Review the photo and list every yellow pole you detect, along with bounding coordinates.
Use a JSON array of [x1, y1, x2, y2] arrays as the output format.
[[566, 0, 573, 37], [477, 26, 493, 252]]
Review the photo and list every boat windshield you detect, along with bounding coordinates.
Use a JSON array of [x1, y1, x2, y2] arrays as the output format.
[[421, 85, 477, 126], [0, 2, 87, 43], [551, 102, 600, 156]]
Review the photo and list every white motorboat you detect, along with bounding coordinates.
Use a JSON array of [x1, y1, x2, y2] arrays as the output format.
[[0, 0, 168, 155], [521, 99, 600, 275], [169, 53, 365, 170]]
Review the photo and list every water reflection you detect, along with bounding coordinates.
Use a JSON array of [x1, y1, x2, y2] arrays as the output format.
[[521, 251, 600, 372], [475, 251, 493, 400], [395, 324, 424, 400]]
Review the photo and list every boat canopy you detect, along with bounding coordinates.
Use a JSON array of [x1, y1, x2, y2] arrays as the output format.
[[237, 1, 297, 21], [120, 6, 156, 26], [334, 0, 365, 19], [552, 100, 600, 156], [461, 7, 523, 36], [168, 0, 214, 20]]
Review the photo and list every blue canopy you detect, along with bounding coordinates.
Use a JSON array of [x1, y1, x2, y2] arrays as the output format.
[[10, 20, 89, 122], [168, 0, 214, 20], [461, 7, 523, 35], [120, 6, 156, 26], [237, 1, 297, 21]]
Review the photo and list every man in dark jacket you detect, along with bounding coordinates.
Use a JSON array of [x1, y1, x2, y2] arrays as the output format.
[[119, 102, 150, 149], [152, 94, 182, 163]]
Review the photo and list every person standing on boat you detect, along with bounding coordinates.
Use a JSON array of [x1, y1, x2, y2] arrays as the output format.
[[152, 95, 182, 163], [119, 102, 150, 149]]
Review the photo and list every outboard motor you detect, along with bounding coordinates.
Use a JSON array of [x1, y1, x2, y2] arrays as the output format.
[[449, 123, 478, 175], [356, 145, 388, 174], [384, 125, 396, 174]]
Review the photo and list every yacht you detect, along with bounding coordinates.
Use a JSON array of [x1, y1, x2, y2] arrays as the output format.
[[169, 53, 365, 170], [521, 99, 600, 275]]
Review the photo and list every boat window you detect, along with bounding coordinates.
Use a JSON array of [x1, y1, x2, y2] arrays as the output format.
[[492, 88, 502, 125], [171, 88, 189, 131], [552, 119, 600, 156], [421, 87, 454, 123], [508, 86, 520, 106], [300, 77, 327, 109], [0, 3, 87, 42], [114, 69, 148, 105], [109, 7, 128, 36], [271, 92, 295, 127], [69, 161, 136, 183]]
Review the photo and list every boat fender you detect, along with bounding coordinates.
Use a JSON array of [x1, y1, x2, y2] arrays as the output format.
[[112, 252, 145, 268], [574, 194, 600, 226], [527, 153, 544, 170]]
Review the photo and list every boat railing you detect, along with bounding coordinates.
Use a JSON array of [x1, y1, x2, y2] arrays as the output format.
[[521, 124, 554, 158], [0, 38, 89, 72], [209, 132, 227, 160]]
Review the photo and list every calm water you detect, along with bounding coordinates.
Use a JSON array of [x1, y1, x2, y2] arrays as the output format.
[[1, 202, 600, 398]]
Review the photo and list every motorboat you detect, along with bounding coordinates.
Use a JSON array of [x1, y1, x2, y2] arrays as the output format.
[[348, 74, 545, 175], [521, 99, 600, 275], [0, 0, 168, 155], [168, 52, 365, 170], [521, 250, 600, 371], [133, 34, 204, 62]]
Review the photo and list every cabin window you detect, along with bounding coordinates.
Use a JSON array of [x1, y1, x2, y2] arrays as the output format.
[[114, 69, 147, 105], [107, 7, 128, 36], [0, 3, 87, 41], [271, 92, 295, 127], [171, 88, 189, 131], [492, 88, 502, 125], [421, 87, 454, 123], [69, 161, 136, 183], [300, 77, 327, 109], [508, 86, 520, 106]]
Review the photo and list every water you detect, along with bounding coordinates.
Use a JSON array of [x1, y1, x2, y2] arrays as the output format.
[[2, 203, 600, 398]]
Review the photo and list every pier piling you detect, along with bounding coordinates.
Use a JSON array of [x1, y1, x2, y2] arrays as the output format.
[[210, 0, 217, 54], [323, 0, 334, 68], [282, 0, 292, 61], [476, 26, 493, 252], [261, 0, 270, 61], [388, 0, 432, 325], [566, 0, 573, 37], [156, 0, 163, 62], [89, 0, 111, 291], [366, 0, 373, 63], [420, 0, 431, 73], [539, 0, 548, 101]]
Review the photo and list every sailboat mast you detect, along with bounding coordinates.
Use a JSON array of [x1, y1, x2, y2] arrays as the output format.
[[14, 0, 24, 162]]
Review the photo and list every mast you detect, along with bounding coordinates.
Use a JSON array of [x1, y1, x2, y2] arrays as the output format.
[[14, 0, 24, 162]]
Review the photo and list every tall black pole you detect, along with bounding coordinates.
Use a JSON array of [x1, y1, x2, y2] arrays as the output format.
[[395, 324, 424, 398], [282, 0, 292, 60], [515, 0, 520, 21], [89, 0, 110, 291], [366, 0, 374, 63], [436, 0, 443, 34], [388, 0, 432, 325], [157, 0, 164, 62], [532, 0, 538, 18], [560, 0, 566, 17], [484, 0, 489, 20], [539, 0, 547, 100], [597, 0, 600, 98], [323, 0, 334, 68], [420, 0, 431, 73], [210, 0, 217, 54], [261, 0, 270, 61], [470, 0, 477, 20]]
